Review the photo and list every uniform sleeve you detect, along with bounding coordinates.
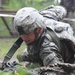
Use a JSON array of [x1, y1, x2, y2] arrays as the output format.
[[39, 37, 63, 66], [17, 47, 34, 62], [17, 48, 29, 62]]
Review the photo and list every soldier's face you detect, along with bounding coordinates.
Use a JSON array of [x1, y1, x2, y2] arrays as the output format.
[[21, 31, 35, 45], [21, 28, 43, 45]]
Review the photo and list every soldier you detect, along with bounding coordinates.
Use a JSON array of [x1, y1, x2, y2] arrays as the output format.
[[13, 5, 75, 71]]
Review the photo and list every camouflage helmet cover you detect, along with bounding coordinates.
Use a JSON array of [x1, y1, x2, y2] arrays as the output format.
[[14, 7, 45, 34]]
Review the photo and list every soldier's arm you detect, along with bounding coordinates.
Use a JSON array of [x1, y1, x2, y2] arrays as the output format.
[[40, 37, 63, 66]]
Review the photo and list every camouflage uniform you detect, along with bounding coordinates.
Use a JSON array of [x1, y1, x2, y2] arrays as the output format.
[[17, 6, 75, 66], [13, 6, 75, 75], [17, 26, 63, 65], [41, 6, 75, 63]]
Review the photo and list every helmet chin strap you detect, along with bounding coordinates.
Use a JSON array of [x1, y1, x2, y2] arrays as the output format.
[[26, 28, 39, 45], [27, 28, 43, 45], [27, 28, 46, 45], [34, 28, 44, 40]]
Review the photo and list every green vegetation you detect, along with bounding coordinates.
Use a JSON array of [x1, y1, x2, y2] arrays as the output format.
[[5, 0, 56, 10], [0, 18, 12, 37], [0, 38, 26, 57], [0, 65, 32, 75]]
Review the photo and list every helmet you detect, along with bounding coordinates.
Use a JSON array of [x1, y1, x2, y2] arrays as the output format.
[[14, 7, 45, 34]]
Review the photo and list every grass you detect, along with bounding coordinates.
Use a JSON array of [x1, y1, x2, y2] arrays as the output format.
[[0, 17, 13, 37], [0, 38, 26, 58]]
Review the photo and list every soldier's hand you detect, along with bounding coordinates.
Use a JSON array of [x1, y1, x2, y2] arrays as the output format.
[[0, 61, 7, 70]]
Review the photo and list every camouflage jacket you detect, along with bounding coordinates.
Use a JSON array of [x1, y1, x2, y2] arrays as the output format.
[[24, 27, 63, 66], [24, 19, 75, 66], [45, 17, 75, 63], [20, 6, 75, 66]]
